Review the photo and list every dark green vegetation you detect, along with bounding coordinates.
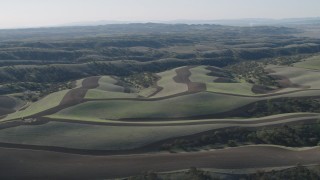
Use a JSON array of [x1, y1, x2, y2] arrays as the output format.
[[121, 72, 159, 89], [246, 98, 320, 117], [1, 24, 320, 94], [160, 123, 320, 151], [127, 167, 212, 180], [128, 165, 320, 180], [1, 24, 320, 143], [0, 23, 320, 179], [249, 165, 320, 180], [227, 61, 278, 87]]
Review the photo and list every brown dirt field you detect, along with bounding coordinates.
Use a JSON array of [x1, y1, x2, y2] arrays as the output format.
[[270, 74, 308, 89], [82, 76, 101, 89], [59, 88, 87, 106], [2, 85, 319, 130], [187, 82, 206, 93], [10, 76, 101, 120], [249, 69, 312, 95], [174, 66, 206, 93], [267, 69, 310, 89], [173, 66, 192, 83], [54, 67, 319, 102], [60, 76, 100, 106], [0, 146, 319, 179]]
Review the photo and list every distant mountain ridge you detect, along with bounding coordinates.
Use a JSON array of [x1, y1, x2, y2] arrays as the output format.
[[62, 17, 320, 27]]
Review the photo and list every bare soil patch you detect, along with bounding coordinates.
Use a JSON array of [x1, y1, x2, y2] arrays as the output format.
[[13, 76, 101, 120], [270, 74, 307, 88], [267, 69, 309, 89], [60, 76, 100, 106], [174, 66, 206, 93]]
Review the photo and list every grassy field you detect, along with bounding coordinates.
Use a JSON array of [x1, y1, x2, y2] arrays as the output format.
[[267, 65, 320, 89], [206, 82, 255, 95], [75, 78, 84, 88], [85, 89, 137, 99], [2, 89, 69, 121], [84, 76, 137, 99], [56, 92, 257, 120], [1, 24, 320, 179], [0, 121, 228, 150], [294, 55, 320, 70], [189, 66, 217, 83], [271, 89, 320, 98], [95, 76, 124, 91], [188, 66, 256, 95], [55, 86, 320, 121], [138, 87, 159, 97], [3, 65, 320, 122], [47, 112, 319, 125], [152, 67, 188, 98], [0, 112, 318, 151]]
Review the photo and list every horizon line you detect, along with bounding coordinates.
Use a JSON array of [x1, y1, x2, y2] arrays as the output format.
[[0, 16, 319, 30]]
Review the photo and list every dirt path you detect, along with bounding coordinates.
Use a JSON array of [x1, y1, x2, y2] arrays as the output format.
[[0, 146, 319, 179]]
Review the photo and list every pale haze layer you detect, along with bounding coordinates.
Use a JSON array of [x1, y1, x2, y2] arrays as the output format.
[[1, 0, 320, 28]]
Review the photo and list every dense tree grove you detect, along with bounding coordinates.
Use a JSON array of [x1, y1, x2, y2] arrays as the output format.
[[128, 166, 320, 180], [160, 123, 320, 151], [246, 98, 320, 117]]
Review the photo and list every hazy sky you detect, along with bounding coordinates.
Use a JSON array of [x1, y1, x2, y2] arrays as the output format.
[[1, 0, 320, 28]]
